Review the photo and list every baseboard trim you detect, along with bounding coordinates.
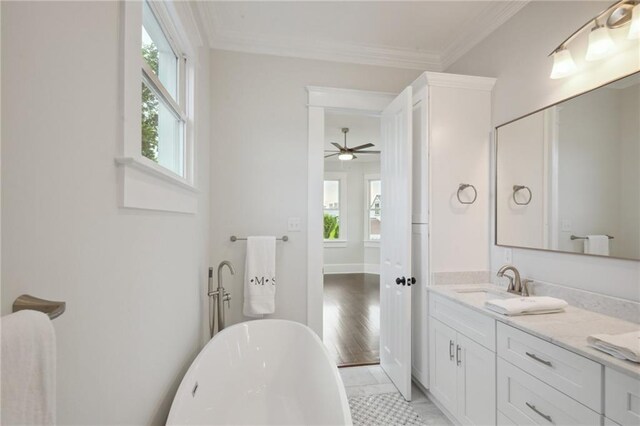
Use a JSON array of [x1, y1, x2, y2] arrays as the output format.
[[324, 263, 380, 275]]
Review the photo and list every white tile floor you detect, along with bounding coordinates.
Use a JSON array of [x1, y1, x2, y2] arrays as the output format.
[[339, 365, 453, 425]]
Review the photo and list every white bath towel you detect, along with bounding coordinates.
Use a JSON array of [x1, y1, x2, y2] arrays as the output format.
[[485, 296, 568, 316], [1, 310, 56, 425], [587, 331, 640, 363], [584, 235, 610, 256], [243, 236, 276, 317]]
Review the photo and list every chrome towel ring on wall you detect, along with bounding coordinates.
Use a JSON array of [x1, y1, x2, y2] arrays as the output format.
[[457, 183, 477, 205], [512, 185, 533, 205]]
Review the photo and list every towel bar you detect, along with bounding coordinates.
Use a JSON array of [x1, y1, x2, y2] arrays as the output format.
[[230, 235, 289, 242], [570, 235, 614, 240], [12, 294, 66, 319]]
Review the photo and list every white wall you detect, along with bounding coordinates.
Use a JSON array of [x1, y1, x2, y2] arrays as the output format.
[[209, 49, 419, 327], [1, 2, 210, 424], [447, 0, 640, 301], [323, 160, 380, 273]]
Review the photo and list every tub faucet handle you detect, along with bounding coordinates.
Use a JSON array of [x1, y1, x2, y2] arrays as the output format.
[[224, 292, 231, 309]]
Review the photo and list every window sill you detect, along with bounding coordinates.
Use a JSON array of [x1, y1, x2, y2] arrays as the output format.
[[364, 240, 380, 247], [115, 157, 199, 214], [324, 240, 348, 248]]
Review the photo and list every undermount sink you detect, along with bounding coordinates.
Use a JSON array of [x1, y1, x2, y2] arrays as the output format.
[[452, 287, 516, 301]]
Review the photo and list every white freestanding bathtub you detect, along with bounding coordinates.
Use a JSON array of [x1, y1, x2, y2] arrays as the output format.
[[166, 319, 352, 425]]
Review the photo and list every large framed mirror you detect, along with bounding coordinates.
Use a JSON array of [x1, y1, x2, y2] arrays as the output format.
[[495, 71, 640, 261]]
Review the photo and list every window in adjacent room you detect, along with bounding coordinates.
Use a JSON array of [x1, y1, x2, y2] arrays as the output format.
[[323, 179, 341, 240], [366, 178, 381, 241]]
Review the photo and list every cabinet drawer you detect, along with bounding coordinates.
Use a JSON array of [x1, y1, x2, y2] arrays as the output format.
[[497, 322, 603, 412], [498, 358, 602, 425], [605, 367, 640, 426], [429, 293, 495, 350]]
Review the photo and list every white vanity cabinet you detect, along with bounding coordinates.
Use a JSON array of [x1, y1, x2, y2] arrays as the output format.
[[429, 294, 496, 425], [605, 367, 640, 426]]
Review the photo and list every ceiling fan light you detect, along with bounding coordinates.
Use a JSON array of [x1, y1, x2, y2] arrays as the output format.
[[586, 24, 615, 61], [629, 4, 640, 39], [550, 48, 577, 79], [338, 152, 354, 161]]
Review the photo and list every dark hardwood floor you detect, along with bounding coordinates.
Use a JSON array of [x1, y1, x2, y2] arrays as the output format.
[[323, 273, 380, 367]]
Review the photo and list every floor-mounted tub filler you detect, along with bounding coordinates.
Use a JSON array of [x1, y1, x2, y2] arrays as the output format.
[[166, 319, 352, 425]]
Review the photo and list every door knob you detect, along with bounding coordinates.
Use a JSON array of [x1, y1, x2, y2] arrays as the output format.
[[395, 277, 406, 285], [410, 277, 416, 285]]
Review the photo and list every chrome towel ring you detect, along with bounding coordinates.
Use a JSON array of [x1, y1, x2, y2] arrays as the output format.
[[512, 185, 532, 205], [457, 183, 477, 205]]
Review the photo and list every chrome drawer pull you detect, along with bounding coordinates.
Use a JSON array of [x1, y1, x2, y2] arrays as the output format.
[[526, 352, 552, 367], [456, 344, 462, 366], [449, 340, 455, 361], [526, 402, 553, 423]]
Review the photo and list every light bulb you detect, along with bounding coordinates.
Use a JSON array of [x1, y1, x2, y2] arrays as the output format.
[[550, 48, 577, 79], [338, 152, 354, 161], [586, 24, 615, 61], [629, 3, 640, 39]]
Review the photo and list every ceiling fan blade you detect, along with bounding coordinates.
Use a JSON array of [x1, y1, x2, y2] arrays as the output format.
[[324, 153, 340, 158], [349, 143, 375, 151], [324, 150, 340, 153], [352, 154, 357, 159], [353, 150, 380, 154], [331, 142, 344, 150]]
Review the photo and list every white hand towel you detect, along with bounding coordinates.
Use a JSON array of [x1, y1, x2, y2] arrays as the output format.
[[584, 235, 610, 256], [243, 236, 276, 317], [485, 296, 568, 316], [1, 310, 56, 425], [587, 331, 640, 363]]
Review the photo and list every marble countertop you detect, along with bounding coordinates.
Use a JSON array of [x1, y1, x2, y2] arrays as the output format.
[[427, 284, 640, 379]]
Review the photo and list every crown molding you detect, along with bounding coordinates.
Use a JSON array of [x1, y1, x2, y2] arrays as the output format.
[[412, 71, 496, 92], [440, 0, 530, 70], [199, 1, 529, 72], [209, 28, 443, 71]]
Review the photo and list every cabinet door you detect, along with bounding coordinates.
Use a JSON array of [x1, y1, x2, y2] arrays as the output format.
[[429, 318, 458, 415], [457, 333, 496, 426]]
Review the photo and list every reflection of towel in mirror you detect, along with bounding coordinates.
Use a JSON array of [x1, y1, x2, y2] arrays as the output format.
[[587, 331, 640, 363], [584, 235, 609, 256], [1, 310, 56, 425], [243, 236, 276, 318], [485, 296, 568, 316]]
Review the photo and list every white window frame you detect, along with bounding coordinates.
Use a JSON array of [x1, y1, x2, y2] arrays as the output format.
[[323, 172, 348, 248], [364, 174, 381, 247], [116, 1, 198, 213]]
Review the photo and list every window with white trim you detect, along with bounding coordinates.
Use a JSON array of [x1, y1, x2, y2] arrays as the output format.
[[117, 1, 196, 213], [141, 0, 186, 177], [323, 173, 348, 243], [366, 177, 381, 241]]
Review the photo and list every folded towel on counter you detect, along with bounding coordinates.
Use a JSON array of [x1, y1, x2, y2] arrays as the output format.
[[584, 235, 610, 256], [587, 331, 640, 363], [485, 296, 568, 316], [1, 310, 56, 425], [243, 236, 276, 318]]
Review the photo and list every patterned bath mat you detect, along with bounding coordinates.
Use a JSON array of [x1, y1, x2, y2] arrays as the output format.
[[348, 392, 426, 426]]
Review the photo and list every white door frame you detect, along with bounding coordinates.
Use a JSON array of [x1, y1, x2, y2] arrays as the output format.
[[306, 86, 397, 337]]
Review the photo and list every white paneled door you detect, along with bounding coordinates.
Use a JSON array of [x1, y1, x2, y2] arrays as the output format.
[[380, 86, 413, 400]]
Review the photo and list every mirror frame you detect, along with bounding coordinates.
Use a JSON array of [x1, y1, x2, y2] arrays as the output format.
[[494, 69, 640, 261]]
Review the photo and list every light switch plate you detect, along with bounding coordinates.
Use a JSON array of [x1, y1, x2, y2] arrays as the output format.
[[287, 217, 301, 232]]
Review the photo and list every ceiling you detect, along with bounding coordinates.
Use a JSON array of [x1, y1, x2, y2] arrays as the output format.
[[325, 111, 380, 163], [195, 1, 529, 71]]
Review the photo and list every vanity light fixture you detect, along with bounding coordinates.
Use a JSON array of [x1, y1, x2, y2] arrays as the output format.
[[586, 21, 616, 61], [549, 0, 639, 78], [550, 48, 578, 79]]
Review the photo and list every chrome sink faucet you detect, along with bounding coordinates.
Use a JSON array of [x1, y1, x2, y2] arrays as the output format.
[[497, 265, 530, 296]]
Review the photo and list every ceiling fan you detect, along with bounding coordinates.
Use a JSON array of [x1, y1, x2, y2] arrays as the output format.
[[324, 127, 380, 161]]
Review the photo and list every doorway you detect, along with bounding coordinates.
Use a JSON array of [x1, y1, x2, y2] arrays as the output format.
[[322, 112, 381, 366]]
